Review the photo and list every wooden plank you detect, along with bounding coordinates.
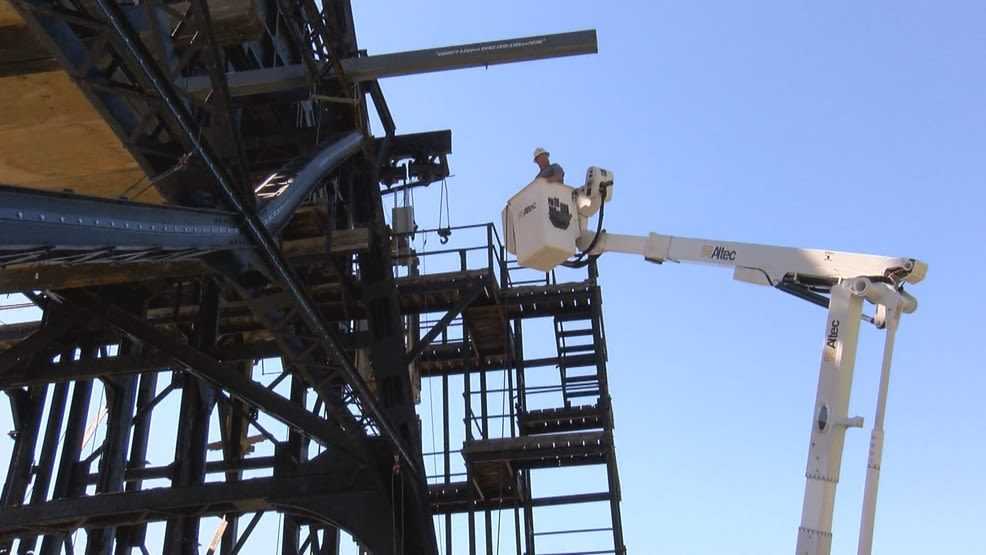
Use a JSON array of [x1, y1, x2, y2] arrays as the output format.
[[0, 68, 113, 130], [0, 2, 152, 199], [0, 72, 155, 200], [0, 261, 205, 294], [280, 229, 371, 257], [0, 1, 21, 27], [463, 431, 608, 455]]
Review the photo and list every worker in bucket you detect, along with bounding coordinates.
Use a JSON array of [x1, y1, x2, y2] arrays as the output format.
[[533, 147, 565, 183]]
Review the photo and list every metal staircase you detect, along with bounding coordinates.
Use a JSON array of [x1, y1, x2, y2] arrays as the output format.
[[554, 313, 603, 408]]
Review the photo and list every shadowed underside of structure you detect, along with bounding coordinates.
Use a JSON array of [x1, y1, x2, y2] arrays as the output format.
[[0, 1, 622, 553]]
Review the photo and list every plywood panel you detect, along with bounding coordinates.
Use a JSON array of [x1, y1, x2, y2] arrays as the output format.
[[0, 0, 260, 203], [0, 1, 21, 26], [0, 68, 159, 200], [0, 1, 157, 200], [0, 72, 111, 129]]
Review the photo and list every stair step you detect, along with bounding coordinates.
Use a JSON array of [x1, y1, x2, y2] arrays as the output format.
[[563, 374, 599, 384], [555, 353, 599, 369], [462, 431, 611, 469], [560, 344, 595, 355], [554, 312, 592, 323], [558, 328, 593, 338], [566, 390, 600, 399], [519, 405, 606, 434]]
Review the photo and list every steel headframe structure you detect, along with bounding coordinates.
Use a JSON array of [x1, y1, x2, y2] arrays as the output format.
[[0, 0, 605, 553]]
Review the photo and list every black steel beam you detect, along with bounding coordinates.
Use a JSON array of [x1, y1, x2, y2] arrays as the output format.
[[164, 279, 220, 553], [374, 130, 451, 164], [0, 387, 44, 509], [109, 456, 276, 484], [14, 381, 67, 554], [115, 368, 159, 550], [40, 354, 95, 554], [0, 474, 395, 553], [367, 80, 395, 139], [0, 332, 375, 387], [87, 374, 139, 555], [177, 30, 598, 97], [187, 0, 252, 201], [0, 307, 87, 376], [351, 142, 437, 551], [0, 350, 168, 387]]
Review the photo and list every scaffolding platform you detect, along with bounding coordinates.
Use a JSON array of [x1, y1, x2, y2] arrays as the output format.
[[519, 404, 609, 435], [462, 431, 612, 471]]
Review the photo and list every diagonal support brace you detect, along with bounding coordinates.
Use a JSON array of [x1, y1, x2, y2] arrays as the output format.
[[47, 289, 363, 460], [403, 278, 487, 366]]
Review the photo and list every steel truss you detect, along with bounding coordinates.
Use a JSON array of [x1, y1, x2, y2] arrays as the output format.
[[0, 0, 606, 553], [410, 237, 627, 555]]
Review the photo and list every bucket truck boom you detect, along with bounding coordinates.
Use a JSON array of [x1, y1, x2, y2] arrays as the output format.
[[501, 168, 927, 555]]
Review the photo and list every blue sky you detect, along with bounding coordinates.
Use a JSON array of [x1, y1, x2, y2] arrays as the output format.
[[352, 2, 984, 554], [0, 2, 981, 554]]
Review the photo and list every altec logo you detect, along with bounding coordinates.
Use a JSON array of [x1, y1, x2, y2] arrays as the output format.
[[520, 202, 536, 218], [823, 319, 840, 362], [701, 244, 737, 261]]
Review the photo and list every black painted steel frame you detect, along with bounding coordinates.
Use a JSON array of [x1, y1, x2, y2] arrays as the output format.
[[0, 0, 427, 552], [0, 222, 629, 554], [390, 229, 627, 555], [0, 1, 608, 553]]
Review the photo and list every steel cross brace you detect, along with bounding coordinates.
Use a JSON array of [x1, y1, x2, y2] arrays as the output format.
[[89, 0, 418, 475], [403, 277, 488, 366], [0, 308, 88, 377], [186, 0, 252, 200], [48, 288, 364, 459]]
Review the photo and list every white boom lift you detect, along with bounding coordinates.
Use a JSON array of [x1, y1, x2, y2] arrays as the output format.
[[501, 169, 927, 555]]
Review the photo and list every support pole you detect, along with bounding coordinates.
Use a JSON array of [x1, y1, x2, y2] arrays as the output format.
[[796, 281, 865, 555], [857, 301, 903, 555]]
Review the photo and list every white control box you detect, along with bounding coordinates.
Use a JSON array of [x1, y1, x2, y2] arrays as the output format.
[[392, 205, 415, 234]]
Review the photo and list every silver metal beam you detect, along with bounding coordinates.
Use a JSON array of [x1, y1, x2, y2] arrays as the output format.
[[0, 184, 245, 252], [257, 131, 364, 235], [177, 29, 598, 97]]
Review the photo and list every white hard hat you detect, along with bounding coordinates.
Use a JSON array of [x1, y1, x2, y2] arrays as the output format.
[[533, 147, 549, 161]]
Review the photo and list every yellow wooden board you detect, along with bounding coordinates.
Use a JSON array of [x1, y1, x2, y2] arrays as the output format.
[[0, 0, 20, 26], [0, 72, 153, 199], [0, 2, 157, 201]]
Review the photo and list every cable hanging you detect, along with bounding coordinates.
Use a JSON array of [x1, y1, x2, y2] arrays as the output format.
[[562, 181, 609, 268], [437, 178, 451, 244]]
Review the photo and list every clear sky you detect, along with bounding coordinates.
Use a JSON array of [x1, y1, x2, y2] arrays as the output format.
[[351, 1, 984, 554], [0, 2, 981, 554]]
